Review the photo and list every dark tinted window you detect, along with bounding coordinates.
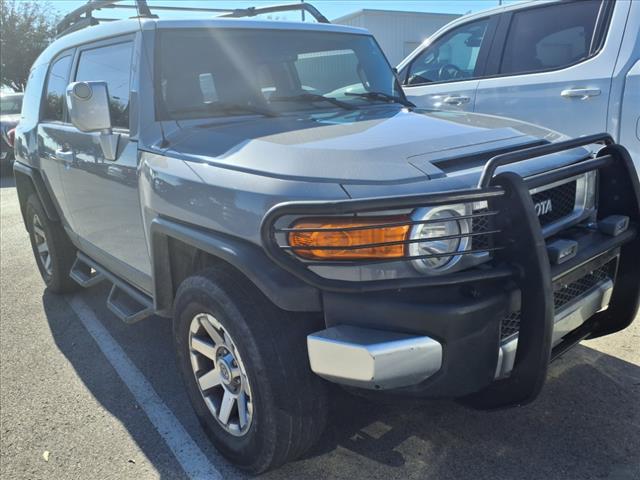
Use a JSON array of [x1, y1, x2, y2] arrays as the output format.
[[500, 1, 602, 75], [406, 18, 490, 85], [43, 55, 72, 122], [75, 42, 133, 129]]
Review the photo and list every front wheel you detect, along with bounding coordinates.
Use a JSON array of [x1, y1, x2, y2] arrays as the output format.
[[173, 268, 328, 474], [25, 194, 79, 293]]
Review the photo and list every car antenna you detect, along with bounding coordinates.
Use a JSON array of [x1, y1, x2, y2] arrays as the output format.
[[134, 3, 170, 149]]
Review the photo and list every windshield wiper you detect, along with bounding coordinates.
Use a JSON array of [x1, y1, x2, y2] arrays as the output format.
[[210, 101, 280, 117], [270, 93, 355, 111], [169, 102, 279, 118], [345, 91, 415, 108]]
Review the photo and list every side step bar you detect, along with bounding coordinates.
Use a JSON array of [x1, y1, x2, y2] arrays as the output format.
[[70, 252, 154, 324], [70, 256, 106, 287], [107, 283, 154, 324]]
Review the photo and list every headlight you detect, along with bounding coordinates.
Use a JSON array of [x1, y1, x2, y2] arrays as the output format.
[[288, 215, 411, 260], [409, 204, 470, 273]]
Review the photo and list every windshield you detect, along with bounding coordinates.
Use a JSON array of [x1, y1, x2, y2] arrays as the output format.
[[156, 28, 404, 120], [0, 94, 22, 115]]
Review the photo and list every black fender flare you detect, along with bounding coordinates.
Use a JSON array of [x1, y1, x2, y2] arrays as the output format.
[[13, 161, 60, 224], [149, 217, 322, 316]]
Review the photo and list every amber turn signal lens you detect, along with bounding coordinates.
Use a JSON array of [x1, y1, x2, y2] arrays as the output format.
[[288, 216, 411, 260]]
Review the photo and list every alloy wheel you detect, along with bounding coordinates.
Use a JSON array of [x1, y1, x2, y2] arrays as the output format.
[[189, 313, 253, 436], [32, 214, 52, 276]]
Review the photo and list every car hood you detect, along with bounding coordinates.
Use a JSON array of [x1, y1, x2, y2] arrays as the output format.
[[167, 107, 569, 187]]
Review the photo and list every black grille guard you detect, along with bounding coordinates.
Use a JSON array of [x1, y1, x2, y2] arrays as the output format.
[[260, 133, 640, 408]]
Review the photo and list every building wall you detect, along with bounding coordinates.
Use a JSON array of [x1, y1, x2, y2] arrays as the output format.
[[335, 10, 461, 66]]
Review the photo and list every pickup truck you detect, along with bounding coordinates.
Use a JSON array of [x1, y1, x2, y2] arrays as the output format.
[[398, 0, 640, 173], [13, 1, 640, 474]]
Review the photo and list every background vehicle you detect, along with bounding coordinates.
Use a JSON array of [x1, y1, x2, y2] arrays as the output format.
[[0, 92, 22, 170], [397, 0, 640, 172], [12, 0, 640, 474]]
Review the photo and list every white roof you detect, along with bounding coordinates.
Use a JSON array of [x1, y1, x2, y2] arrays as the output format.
[[35, 17, 369, 68]]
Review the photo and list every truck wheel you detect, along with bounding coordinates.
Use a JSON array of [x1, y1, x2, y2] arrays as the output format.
[[173, 268, 328, 474], [25, 194, 79, 293]]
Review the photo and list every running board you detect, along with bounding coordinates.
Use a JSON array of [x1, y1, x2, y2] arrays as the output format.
[[70, 254, 106, 287], [106, 283, 154, 324], [72, 252, 154, 324]]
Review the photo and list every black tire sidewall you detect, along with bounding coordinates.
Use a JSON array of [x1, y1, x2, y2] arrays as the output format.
[[26, 196, 59, 288], [173, 274, 279, 471]]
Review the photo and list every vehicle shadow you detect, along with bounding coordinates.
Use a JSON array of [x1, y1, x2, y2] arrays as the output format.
[[293, 348, 640, 480], [42, 286, 640, 480]]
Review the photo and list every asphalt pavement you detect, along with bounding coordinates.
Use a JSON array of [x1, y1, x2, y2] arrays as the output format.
[[1, 172, 639, 480]]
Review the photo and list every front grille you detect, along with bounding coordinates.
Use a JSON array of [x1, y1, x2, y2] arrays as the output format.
[[500, 258, 617, 340], [531, 181, 577, 226], [553, 260, 616, 310], [501, 311, 522, 339], [472, 180, 579, 250], [471, 208, 492, 250]]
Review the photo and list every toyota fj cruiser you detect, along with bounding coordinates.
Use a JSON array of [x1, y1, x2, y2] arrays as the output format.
[[13, 1, 640, 474]]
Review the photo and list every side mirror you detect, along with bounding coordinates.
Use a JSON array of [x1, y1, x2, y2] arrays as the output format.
[[66, 81, 119, 160]]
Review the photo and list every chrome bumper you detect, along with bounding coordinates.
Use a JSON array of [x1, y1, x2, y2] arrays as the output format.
[[494, 279, 614, 379], [307, 325, 442, 390]]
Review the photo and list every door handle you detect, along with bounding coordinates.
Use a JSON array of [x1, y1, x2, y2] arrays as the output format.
[[55, 148, 75, 162], [561, 88, 601, 100], [442, 95, 471, 106]]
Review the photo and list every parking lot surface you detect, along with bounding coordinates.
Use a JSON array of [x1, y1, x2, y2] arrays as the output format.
[[1, 173, 639, 480]]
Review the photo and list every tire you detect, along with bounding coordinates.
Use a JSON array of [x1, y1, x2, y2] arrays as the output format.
[[173, 267, 328, 474], [25, 194, 79, 293]]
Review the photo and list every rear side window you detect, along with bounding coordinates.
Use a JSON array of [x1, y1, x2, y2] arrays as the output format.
[[75, 41, 133, 129], [21, 65, 47, 125], [43, 55, 72, 122], [499, 0, 603, 75]]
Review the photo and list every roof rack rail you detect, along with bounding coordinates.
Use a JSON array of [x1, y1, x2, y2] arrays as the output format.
[[56, 0, 330, 38]]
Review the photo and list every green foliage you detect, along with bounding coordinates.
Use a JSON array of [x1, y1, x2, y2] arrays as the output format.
[[0, 0, 58, 91]]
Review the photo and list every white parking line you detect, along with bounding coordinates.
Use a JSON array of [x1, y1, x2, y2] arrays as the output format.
[[67, 296, 224, 480]]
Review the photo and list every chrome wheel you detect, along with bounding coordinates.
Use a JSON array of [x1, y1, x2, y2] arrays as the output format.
[[32, 213, 52, 276], [189, 313, 253, 436]]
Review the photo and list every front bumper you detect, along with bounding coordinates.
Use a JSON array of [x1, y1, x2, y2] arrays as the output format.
[[308, 277, 613, 391], [261, 135, 640, 408], [309, 236, 632, 398]]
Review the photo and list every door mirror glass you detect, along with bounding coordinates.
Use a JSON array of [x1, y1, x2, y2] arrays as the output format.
[[66, 81, 119, 161], [66, 81, 112, 132]]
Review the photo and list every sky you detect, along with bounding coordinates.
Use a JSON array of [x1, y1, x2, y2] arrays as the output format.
[[51, 0, 522, 21]]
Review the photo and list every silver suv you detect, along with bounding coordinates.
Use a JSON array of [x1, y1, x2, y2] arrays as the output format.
[[13, 1, 640, 474]]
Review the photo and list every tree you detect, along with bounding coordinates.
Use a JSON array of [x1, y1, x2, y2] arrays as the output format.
[[0, 0, 58, 91]]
